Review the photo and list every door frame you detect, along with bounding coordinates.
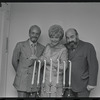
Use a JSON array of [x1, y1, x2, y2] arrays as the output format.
[[0, 3, 11, 97]]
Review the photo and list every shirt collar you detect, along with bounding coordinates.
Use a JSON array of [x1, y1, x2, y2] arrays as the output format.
[[29, 39, 37, 47]]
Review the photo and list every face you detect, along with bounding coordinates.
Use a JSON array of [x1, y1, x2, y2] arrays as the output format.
[[65, 30, 79, 49], [29, 27, 41, 43], [50, 35, 60, 47]]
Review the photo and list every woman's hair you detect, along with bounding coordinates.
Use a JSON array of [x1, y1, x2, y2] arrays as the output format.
[[48, 24, 64, 40]]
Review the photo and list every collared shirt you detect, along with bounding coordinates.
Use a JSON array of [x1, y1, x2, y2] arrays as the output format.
[[29, 39, 37, 47], [29, 39, 37, 55]]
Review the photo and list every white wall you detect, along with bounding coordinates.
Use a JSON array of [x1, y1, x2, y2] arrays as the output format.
[[6, 3, 100, 97]]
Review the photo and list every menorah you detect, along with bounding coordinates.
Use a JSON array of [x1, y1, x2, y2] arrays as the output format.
[[30, 58, 72, 97], [62, 60, 73, 97]]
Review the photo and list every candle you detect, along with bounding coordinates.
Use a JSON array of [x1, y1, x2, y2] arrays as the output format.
[[69, 60, 72, 87], [31, 60, 36, 85], [42, 60, 46, 84], [50, 59, 52, 83], [37, 60, 41, 85], [63, 61, 66, 86], [57, 59, 59, 84]]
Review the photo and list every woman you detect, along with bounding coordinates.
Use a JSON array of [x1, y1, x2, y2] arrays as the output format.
[[40, 25, 68, 97]]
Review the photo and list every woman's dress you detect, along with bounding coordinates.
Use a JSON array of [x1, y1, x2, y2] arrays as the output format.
[[40, 43, 68, 97]]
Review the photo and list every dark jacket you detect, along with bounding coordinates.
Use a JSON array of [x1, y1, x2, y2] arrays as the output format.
[[64, 40, 98, 92]]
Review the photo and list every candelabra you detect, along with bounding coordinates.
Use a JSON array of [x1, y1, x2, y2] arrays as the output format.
[[31, 59, 69, 97], [62, 60, 74, 97], [30, 60, 41, 97]]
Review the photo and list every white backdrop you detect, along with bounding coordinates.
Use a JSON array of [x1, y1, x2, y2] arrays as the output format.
[[6, 3, 100, 97]]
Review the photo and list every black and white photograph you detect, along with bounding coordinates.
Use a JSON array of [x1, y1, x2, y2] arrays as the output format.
[[0, 2, 100, 98]]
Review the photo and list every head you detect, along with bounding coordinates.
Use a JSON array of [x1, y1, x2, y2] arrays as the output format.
[[48, 24, 64, 47], [65, 28, 79, 50], [29, 25, 41, 43]]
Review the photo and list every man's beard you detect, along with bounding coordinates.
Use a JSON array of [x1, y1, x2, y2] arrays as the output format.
[[67, 41, 78, 50], [30, 37, 38, 43]]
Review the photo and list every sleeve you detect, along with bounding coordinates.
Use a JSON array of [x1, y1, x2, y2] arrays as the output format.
[[39, 44, 45, 57], [59, 48, 68, 71], [87, 43, 99, 86], [39, 44, 49, 62], [12, 42, 21, 72], [39, 44, 50, 68]]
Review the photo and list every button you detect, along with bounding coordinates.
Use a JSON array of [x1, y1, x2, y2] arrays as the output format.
[[28, 65, 31, 67]]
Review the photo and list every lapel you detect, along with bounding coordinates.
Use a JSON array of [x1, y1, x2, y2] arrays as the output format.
[[23, 39, 32, 58], [69, 40, 84, 60], [22, 39, 42, 58], [36, 42, 41, 57]]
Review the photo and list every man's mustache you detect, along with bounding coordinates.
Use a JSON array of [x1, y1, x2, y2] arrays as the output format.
[[31, 37, 38, 39], [67, 41, 76, 45]]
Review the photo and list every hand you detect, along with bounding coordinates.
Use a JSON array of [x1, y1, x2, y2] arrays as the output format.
[[87, 85, 95, 91], [29, 55, 38, 60], [40, 56, 46, 64], [40, 56, 47, 61], [40, 56, 48, 65]]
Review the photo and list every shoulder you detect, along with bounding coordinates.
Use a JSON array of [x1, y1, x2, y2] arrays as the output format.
[[80, 40, 96, 52], [59, 44, 68, 52], [45, 43, 51, 50], [37, 42, 45, 49], [83, 41, 95, 49], [15, 40, 27, 47]]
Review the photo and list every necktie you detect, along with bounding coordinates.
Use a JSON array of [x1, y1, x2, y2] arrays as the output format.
[[31, 44, 37, 55]]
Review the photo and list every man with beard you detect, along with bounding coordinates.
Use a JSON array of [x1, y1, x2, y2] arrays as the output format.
[[64, 28, 98, 97], [12, 25, 45, 97]]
